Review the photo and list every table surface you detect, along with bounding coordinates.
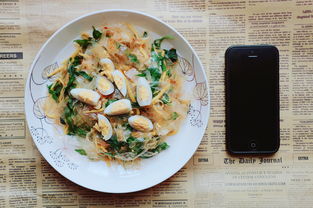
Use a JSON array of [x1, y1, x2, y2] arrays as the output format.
[[0, 0, 313, 207]]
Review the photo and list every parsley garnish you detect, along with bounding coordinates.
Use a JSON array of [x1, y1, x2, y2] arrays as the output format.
[[138, 67, 161, 81], [47, 81, 63, 102], [74, 37, 92, 50], [105, 99, 118, 107], [154, 142, 169, 153], [165, 48, 178, 63], [171, 112, 179, 120], [92, 26, 102, 41], [127, 137, 144, 155], [128, 54, 139, 63], [75, 149, 87, 156], [115, 42, 121, 49], [161, 93, 171, 104], [153, 35, 174, 49], [148, 67, 161, 81], [150, 81, 159, 96], [107, 135, 121, 151], [76, 71, 93, 81]]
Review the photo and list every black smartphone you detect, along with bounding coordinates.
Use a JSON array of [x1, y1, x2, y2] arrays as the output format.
[[225, 45, 280, 154]]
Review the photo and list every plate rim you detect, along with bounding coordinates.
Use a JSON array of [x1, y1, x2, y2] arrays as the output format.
[[24, 9, 211, 193]]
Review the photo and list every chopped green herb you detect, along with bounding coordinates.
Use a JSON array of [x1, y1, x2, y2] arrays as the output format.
[[143, 31, 148, 38], [115, 42, 121, 49], [153, 35, 174, 49], [64, 56, 93, 94], [160, 58, 167, 72], [67, 63, 76, 75], [166, 69, 172, 77], [136, 73, 146, 77], [74, 38, 92, 50], [139, 66, 164, 81], [128, 54, 139, 63], [67, 96, 76, 109], [131, 102, 140, 108], [127, 137, 144, 155], [147, 67, 161, 81], [47, 81, 63, 102], [63, 97, 90, 137], [72, 55, 83, 66], [92, 26, 102, 41], [126, 136, 137, 143], [64, 57, 81, 95], [150, 81, 159, 96], [103, 152, 115, 157], [107, 135, 120, 151], [154, 142, 169, 153], [139, 154, 153, 159], [171, 112, 179, 120], [76, 71, 93, 81], [161, 93, 171, 104], [140, 142, 170, 158], [151, 50, 167, 72], [64, 74, 76, 96], [105, 99, 118, 107], [75, 149, 87, 156], [63, 98, 76, 135], [165, 48, 178, 63], [123, 123, 133, 131], [75, 127, 88, 137], [151, 51, 161, 62]]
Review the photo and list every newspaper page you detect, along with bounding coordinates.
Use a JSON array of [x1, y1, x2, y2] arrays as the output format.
[[0, 0, 313, 207]]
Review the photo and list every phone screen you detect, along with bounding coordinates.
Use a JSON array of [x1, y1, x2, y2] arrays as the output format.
[[225, 46, 280, 153]]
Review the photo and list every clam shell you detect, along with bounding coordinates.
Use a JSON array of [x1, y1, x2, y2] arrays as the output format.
[[96, 76, 114, 96], [104, 99, 132, 116], [97, 114, 113, 141], [70, 88, 100, 106], [128, 115, 153, 132], [112, 70, 127, 97], [136, 77, 152, 107]]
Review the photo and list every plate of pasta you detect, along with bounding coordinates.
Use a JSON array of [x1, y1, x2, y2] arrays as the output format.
[[25, 10, 209, 193]]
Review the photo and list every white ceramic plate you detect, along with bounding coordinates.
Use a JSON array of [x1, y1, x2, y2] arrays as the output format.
[[25, 10, 210, 193]]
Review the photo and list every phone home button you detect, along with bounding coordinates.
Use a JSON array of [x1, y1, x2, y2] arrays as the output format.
[[250, 140, 257, 150]]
